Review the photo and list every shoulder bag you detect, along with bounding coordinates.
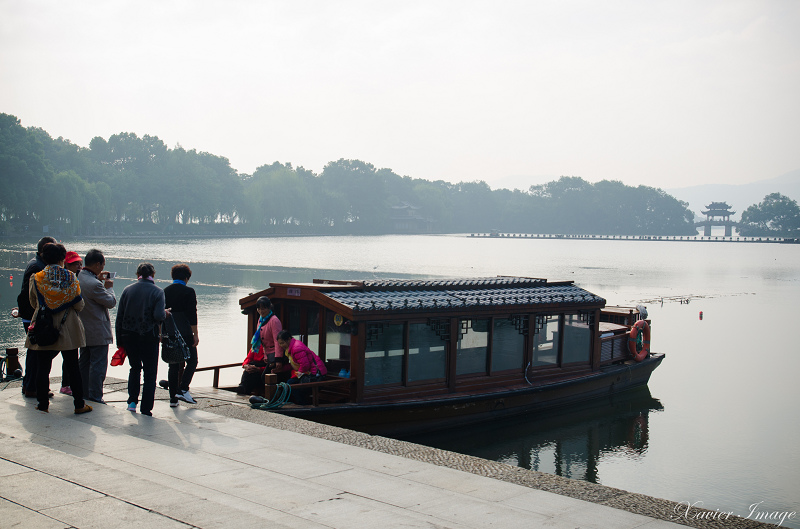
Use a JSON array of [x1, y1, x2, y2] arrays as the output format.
[[161, 314, 191, 364]]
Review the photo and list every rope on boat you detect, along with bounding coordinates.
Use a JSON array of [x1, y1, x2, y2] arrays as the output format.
[[251, 382, 291, 410]]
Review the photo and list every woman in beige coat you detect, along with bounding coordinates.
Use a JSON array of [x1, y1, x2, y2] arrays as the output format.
[[26, 243, 91, 414]]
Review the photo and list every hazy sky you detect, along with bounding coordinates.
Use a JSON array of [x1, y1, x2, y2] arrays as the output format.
[[2, 1, 799, 190]]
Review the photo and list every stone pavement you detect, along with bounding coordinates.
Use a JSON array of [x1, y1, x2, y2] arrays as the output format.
[[0, 382, 708, 528]]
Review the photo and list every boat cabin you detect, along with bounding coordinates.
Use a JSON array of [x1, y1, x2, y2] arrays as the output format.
[[238, 277, 639, 405]]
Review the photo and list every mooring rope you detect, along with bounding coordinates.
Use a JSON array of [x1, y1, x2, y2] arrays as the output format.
[[251, 382, 292, 410]]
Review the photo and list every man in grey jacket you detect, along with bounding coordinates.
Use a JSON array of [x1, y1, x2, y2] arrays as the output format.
[[77, 249, 116, 403]]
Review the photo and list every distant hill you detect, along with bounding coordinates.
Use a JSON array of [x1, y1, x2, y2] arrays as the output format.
[[492, 170, 800, 221], [666, 169, 800, 220]]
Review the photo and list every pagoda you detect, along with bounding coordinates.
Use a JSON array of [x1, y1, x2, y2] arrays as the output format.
[[696, 201, 737, 236]]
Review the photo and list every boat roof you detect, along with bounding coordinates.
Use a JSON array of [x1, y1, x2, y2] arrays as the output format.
[[246, 276, 606, 317], [327, 280, 605, 313]]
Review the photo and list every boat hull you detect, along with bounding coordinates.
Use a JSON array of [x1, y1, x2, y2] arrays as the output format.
[[271, 353, 665, 436]]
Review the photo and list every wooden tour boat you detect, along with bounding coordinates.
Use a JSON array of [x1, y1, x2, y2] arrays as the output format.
[[207, 276, 664, 435]]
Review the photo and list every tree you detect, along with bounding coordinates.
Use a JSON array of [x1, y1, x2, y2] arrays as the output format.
[[0, 113, 705, 236], [241, 162, 312, 230], [0, 114, 53, 221], [739, 193, 800, 237]]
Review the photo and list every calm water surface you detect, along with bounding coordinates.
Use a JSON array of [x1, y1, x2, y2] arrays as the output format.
[[1, 235, 798, 526]]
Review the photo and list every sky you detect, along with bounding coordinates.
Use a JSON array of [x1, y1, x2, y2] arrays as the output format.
[[2, 0, 799, 190]]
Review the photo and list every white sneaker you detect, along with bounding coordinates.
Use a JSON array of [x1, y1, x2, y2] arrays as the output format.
[[169, 399, 179, 408], [176, 390, 196, 404]]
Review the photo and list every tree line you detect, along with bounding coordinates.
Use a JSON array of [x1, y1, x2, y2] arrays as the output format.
[[3, 112, 793, 237]]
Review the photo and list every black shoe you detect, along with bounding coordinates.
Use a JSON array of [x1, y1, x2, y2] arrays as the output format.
[[158, 379, 169, 390], [25, 390, 54, 398]]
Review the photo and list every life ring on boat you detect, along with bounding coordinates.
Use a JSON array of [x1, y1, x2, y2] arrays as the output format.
[[628, 320, 650, 362]]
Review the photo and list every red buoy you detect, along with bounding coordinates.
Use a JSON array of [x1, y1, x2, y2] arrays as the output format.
[[699, 311, 703, 320]]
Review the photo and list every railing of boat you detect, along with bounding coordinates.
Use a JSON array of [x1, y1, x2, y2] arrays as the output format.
[[195, 363, 242, 389], [265, 374, 357, 407], [195, 363, 356, 406]]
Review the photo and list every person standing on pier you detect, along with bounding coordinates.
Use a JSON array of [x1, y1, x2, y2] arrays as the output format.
[[163, 263, 199, 406], [58, 251, 83, 396], [26, 242, 91, 414], [116, 263, 168, 416], [17, 236, 56, 398], [77, 249, 116, 404]]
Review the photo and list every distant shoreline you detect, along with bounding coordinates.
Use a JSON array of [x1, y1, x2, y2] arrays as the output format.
[[2, 232, 797, 243]]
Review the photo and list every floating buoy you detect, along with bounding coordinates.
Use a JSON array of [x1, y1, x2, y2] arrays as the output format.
[[699, 311, 703, 320]]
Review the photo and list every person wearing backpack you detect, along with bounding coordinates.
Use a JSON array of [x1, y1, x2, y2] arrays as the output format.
[[26, 243, 92, 415]]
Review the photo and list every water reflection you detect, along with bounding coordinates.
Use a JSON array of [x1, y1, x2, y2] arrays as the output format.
[[400, 386, 663, 484]]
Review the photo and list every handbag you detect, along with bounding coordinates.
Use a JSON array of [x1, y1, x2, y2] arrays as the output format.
[[160, 315, 190, 364], [28, 283, 69, 347]]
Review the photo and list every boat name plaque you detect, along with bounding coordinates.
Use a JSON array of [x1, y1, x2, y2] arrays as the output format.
[[287, 288, 301, 297]]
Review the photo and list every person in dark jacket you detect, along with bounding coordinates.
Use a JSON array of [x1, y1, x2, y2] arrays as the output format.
[[116, 262, 168, 416], [16, 236, 56, 397], [163, 263, 199, 406]]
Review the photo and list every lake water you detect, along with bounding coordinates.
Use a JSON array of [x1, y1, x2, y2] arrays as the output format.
[[1, 235, 798, 526]]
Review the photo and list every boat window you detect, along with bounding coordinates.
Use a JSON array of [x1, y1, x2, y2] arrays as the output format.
[[408, 322, 446, 382], [532, 315, 560, 367], [364, 323, 404, 386], [287, 305, 302, 337], [562, 314, 591, 364], [492, 316, 525, 372], [325, 311, 351, 362], [306, 306, 320, 354], [457, 318, 489, 375]]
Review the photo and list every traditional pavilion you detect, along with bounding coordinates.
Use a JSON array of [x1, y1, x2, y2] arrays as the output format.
[[696, 201, 737, 236]]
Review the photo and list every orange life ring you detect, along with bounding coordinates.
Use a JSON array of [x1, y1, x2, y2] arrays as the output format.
[[628, 320, 650, 362]]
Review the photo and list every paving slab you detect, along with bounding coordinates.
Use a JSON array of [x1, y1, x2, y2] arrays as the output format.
[[0, 497, 70, 529]]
